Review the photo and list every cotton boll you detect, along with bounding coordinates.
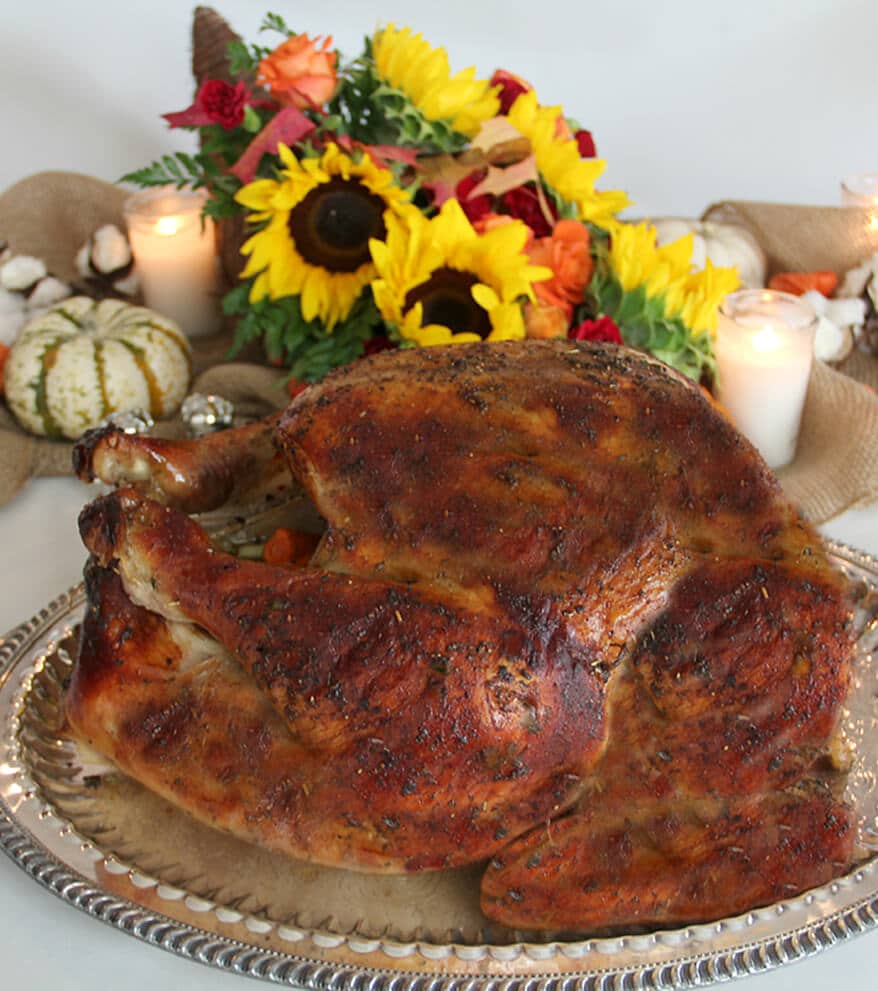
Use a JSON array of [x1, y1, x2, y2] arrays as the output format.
[[0, 255, 47, 291], [112, 271, 141, 297], [75, 241, 92, 280], [27, 276, 73, 310], [90, 225, 133, 275], [0, 287, 26, 316], [0, 309, 26, 347], [839, 253, 878, 299], [812, 314, 853, 363]]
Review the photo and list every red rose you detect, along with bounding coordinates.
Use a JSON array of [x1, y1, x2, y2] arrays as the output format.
[[574, 129, 597, 158], [163, 79, 249, 131], [569, 316, 623, 344], [502, 186, 555, 237], [363, 335, 396, 356], [490, 69, 532, 115], [456, 170, 493, 224]]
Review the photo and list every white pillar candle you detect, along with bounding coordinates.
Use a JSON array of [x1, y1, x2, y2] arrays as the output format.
[[841, 173, 878, 206], [715, 289, 816, 470], [124, 186, 221, 338]]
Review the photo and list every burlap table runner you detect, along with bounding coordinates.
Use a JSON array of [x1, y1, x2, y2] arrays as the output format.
[[1, 175, 877, 522]]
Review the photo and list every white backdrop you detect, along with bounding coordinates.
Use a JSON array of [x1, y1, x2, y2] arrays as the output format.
[[4, 0, 878, 218]]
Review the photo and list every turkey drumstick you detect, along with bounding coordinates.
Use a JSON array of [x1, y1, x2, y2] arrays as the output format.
[[73, 413, 289, 514]]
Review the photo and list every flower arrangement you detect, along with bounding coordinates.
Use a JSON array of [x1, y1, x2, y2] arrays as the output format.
[[124, 12, 739, 384]]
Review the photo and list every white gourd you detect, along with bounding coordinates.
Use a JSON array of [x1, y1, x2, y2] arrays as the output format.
[[4, 296, 192, 440], [652, 218, 767, 289]]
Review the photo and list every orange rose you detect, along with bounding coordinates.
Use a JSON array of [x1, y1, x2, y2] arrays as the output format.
[[258, 35, 338, 110], [523, 300, 569, 340], [527, 220, 593, 320]]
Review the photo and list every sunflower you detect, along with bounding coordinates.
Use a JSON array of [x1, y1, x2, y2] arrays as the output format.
[[506, 91, 630, 230], [369, 199, 551, 346], [371, 24, 499, 144], [235, 143, 415, 329], [610, 222, 740, 335]]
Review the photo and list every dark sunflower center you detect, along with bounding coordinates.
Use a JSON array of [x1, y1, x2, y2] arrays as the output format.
[[404, 267, 493, 338], [288, 177, 387, 273]]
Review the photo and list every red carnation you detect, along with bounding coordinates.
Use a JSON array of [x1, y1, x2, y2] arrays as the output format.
[[574, 129, 597, 158], [490, 69, 532, 115], [569, 316, 623, 344], [164, 79, 249, 131]]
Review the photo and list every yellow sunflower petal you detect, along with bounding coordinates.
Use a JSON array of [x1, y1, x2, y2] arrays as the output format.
[[506, 90, 630, 229], [371, 198, 536, 347], [372, 24, 498, 137], [236, 143, 415, 328]]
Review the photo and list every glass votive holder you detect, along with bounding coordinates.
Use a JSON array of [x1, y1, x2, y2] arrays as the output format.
[[714, 289, 817, 470], [841, 173, 878, 207], [123, 186, 221, 338]]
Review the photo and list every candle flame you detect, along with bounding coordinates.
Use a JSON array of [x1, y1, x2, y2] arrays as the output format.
[[156, 216, 183, 236], [751, 326, 782, 353], [869, 213, 878, 232]]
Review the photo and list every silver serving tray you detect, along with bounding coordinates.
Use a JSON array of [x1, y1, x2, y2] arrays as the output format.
[[2, 540, 878, 989]]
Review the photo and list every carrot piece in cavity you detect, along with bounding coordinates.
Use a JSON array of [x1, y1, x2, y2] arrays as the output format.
[[768, 270, 839, 297], [264, 527, 319, 566]]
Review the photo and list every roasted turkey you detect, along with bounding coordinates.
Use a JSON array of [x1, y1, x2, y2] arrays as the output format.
[[69, 340, 856, 932]]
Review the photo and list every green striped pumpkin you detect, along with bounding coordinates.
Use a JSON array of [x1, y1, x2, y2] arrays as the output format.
[[4, 297, 192, 440]]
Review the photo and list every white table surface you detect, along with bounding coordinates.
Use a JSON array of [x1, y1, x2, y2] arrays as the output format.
[[0, 475, 876, 990]]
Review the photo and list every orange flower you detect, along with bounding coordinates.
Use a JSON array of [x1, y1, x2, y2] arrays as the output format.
[[472, 212, 518, 234], [527, 220, 594, 320], [523, 300, 569, 339], [258, 35, 338, 110]]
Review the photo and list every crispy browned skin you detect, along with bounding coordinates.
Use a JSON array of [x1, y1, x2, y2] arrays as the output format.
[[73, 414, 288, 514], [77, 489, 606, 871], [69, 340, 856, 928], [481, 557, 854, 930], [70, 563, 595, 871], [480, 789, 853, 932]]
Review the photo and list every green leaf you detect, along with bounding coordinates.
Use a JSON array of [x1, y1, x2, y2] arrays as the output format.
[[226, 280, 387, 380], [119, 152, 209, 189], [260, 12, 294, 36], [615, 284, 647, 324], [222, 283, 251, 316], [226, 39, 257, 78], [242, 104, 262, 133], [620, 320, 650, 350]]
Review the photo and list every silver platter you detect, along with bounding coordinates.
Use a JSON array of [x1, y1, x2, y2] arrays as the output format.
[[2, 540, 878, 989]]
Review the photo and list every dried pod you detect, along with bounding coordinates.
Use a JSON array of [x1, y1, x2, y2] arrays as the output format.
[[192, 6, 249, 86]]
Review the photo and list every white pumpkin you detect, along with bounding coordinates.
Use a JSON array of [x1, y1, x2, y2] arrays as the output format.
[[4, 296, 192, 440], [652, 218, 767, 289]]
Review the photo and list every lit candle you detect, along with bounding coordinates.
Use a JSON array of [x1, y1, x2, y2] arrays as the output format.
[[840, 174, 878, 233], [124, 186, 221, 338], [841, 173, 878, 206], [715, 289, 816, 469]]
